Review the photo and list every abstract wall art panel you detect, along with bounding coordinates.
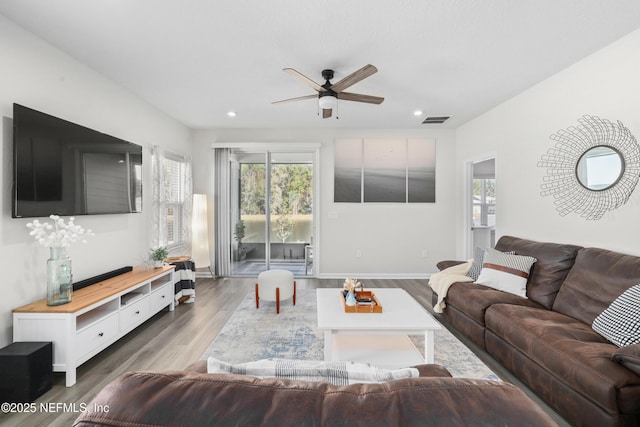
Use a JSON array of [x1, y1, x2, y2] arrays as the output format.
[[334, 138, 436, 203], [334, 138, 363, 203], [363, 139, 407, 203], [408, 139, 436, 203]]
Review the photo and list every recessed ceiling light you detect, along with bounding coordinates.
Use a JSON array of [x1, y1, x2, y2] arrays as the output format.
[[227, 111, 237, 117], [413, 110, 423, 116]]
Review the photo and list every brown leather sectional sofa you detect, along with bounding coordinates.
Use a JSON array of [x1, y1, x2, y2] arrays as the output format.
[[432, 236, 640, 427], [73, 360, 556, 426]]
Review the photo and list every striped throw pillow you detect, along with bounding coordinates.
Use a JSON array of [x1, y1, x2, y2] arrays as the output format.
[[467, 247, 485, 281], [592, 284, 640, 347], [476, 247, 537, 298]]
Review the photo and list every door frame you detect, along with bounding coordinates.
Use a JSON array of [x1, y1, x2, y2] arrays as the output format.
[[463, 152, 497, 259], [213, 142, 320, 277]]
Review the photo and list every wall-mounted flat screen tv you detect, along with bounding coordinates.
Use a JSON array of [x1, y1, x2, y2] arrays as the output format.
[[12, 103, 143, 218]]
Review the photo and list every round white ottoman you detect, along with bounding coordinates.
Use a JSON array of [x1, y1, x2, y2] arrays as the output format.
[[255, 269, 296, 314]]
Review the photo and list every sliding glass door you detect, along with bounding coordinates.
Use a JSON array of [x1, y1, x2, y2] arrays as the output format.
[[231, 152, 266, 275], [230, 150, 314, 277]]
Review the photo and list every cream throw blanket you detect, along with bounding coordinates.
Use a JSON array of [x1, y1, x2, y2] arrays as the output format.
[[429, 260, 473, 313]]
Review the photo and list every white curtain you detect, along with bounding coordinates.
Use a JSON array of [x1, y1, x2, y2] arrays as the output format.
[[151, 145, 166, 248], [214, 148, 231, 276], [151, 145, 193, 254], [181, 157, 193, 255]]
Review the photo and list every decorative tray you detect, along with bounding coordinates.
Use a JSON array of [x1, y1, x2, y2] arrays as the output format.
[[340, 290, 383, 313]]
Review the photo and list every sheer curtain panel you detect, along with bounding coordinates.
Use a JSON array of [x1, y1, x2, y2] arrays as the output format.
[[214, 148, 231, 277]]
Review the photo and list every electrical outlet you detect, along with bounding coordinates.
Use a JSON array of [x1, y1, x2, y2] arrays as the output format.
[[421, 249, 428, 258], [356, 249, 362, 258]]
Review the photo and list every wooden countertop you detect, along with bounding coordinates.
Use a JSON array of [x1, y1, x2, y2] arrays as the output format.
[[13, 265, 175, 314]]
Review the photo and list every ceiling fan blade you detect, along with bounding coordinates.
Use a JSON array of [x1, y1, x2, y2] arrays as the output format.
[[337, 92, 384, 104], [330, 64, 378, 93], [322, 109, 332, 119], [283, 68, 323, 92], [272, 94, 318, 105]]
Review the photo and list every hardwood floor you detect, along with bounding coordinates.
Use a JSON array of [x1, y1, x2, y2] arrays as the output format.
[[0, 277, 569, 426]]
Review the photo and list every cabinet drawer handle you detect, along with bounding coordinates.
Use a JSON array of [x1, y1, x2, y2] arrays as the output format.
[[98, 332, 104, 337], [135, 310, 140, 314], [161, 295, 165, 299]]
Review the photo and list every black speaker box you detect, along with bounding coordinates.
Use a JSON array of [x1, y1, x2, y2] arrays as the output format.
[[0, 342, 52, 403]]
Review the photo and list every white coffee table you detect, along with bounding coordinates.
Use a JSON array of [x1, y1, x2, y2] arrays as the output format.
[[316, 288, 442, 368]]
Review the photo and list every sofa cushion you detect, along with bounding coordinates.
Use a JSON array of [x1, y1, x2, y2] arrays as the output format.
[[476, 247, 536, 297], [494, 235, 582, 309], [207, 357, 420, 385], [593, 284, 640, 347], [553, 248, 640, 325], [485, 304, 640, 414], [445, 282, 542, 327]]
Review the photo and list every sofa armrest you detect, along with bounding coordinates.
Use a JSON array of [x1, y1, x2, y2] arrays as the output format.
[[612, 343, 640, 376], [436, 260, 467, 271]]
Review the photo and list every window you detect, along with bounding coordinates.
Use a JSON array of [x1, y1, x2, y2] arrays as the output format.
[[152, 146, 192, 251], [472, 178, 495, 227], [163, 154, 188, 247]]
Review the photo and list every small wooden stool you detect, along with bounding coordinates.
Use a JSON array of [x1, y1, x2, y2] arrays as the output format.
[[255, 270, 296, 314]]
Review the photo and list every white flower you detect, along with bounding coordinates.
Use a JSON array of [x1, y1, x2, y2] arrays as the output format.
[[26, 215, 94, 248]]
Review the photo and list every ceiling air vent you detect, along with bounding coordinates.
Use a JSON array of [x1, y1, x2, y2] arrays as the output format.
[[422, 116, 450, 124]]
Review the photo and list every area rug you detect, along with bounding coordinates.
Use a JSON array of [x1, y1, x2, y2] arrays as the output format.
[[202, 289, 499, 380]]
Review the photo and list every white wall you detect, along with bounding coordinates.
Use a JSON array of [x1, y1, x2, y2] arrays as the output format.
[[192, 128, 458, 278], [456, 28, 640, 257], [0, 16, 192, 347]]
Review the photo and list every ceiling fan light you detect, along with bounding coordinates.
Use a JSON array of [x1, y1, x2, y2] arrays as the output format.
[[318, 94, 337, 110]]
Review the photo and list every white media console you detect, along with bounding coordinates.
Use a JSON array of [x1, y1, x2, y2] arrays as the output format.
[[13, 265, 175, 386]]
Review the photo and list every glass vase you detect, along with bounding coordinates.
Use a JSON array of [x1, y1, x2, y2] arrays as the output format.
[[47, 247, 73, 306], [346, 289, 357, 306]]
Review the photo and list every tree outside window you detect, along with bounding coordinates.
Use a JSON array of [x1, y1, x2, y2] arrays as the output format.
[[240, 163, 312, 243]]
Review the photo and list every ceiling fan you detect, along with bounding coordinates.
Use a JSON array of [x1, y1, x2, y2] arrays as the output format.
[[272, 64, 384, 118]]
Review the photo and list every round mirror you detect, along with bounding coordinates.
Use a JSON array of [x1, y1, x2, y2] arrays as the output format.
[[575, 145, 624, 191]]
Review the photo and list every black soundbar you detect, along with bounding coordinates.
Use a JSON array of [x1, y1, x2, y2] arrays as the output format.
[[73, 266, 133, 291]]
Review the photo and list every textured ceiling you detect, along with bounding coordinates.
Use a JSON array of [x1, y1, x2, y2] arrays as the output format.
[[1, 0, 639, 129]]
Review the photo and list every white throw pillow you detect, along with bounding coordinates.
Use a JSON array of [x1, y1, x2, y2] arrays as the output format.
[[592, 284, 640, 347], [476, 247, 537, 298], [467, 248, 516, 281]]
